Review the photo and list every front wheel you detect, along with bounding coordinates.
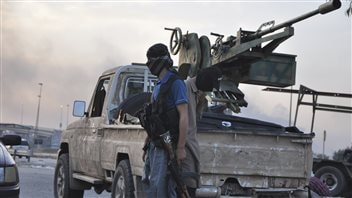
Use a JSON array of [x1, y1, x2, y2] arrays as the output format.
[[111, 159, 135, 198], [53, 153, 84, 198], [315, 166, 346, 196]]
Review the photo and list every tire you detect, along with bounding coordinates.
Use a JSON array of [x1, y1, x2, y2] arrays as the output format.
[[315, 166, 346, 196], [111, 159, 135, 198], [53, 153, 84, 198]]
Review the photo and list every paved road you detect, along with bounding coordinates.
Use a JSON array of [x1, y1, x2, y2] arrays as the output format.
[[16, 157, 110, 198]]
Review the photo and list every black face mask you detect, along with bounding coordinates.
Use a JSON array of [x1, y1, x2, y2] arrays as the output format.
[[146, 56, 173, 76], [149, 63, 164, 76]]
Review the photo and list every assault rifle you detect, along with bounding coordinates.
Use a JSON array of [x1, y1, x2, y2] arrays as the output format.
[[160, 131, 190, 198]]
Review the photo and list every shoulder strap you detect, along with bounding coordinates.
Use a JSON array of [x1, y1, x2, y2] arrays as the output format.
[[158, 74, 180, 99], [152, 73, 180, 115]]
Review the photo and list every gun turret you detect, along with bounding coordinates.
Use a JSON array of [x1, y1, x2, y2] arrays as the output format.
[[165, 0, 341, 113]]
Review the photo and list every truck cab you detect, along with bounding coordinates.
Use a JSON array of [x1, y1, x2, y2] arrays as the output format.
[[54, 64, 157, 198]]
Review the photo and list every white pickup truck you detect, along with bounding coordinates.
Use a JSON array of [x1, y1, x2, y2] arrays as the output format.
[[52, 1, 344, 196], [53, 64, 313, 198]]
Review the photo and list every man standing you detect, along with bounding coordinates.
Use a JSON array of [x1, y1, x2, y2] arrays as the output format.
[[183, 66, 222, 197], [143, 43, 188, 198]]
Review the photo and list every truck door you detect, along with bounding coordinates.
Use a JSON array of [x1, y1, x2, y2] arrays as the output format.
[[80, 76, 111, 177]]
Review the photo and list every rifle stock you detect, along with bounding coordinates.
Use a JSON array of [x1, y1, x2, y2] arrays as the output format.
[[160, 131, 190, 198]]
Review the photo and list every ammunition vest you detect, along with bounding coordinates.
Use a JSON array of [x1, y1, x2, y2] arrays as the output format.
[[149, 74, 180, 146]]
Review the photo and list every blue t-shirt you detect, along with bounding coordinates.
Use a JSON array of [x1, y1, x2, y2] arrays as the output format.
[[153, 71, 188, 109]]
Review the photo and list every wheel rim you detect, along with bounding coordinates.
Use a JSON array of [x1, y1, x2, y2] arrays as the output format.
[[115, 174, 125, 198], [321, 172, 338, 191], [56, 164, 65, 198]]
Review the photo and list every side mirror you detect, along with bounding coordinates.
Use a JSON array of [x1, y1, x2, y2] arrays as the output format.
[[73, 100, 86, 117], [0, 135, 21, 146]]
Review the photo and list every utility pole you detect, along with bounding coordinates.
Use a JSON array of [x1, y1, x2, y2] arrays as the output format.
[[66, 104, 70, 128], [34, 82, 43, 144], [323, 130, 327, 158], [20, 104, 23, 124], [289, 86, 293, 126], [59, 105, 63, 130]]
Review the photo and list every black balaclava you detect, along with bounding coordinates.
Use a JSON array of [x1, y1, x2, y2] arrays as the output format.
[[146, 43, 173, 76]]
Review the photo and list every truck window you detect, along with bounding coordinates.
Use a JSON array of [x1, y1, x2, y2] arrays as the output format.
[[124, 77, 156, 99], [91, 78, 110, 117], [108, 74, 157, 123], [125, 77, 144, 98]]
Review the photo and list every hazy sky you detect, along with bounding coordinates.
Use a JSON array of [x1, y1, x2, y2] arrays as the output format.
[[1, 0, 351, 156]]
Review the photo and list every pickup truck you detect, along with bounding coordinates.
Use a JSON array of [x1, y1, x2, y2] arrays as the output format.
[[53, 64, 314, 198], [7, 138, 32, 162]]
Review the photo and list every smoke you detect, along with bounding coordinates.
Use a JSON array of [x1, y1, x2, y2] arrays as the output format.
[[1, 1, 350, 156]]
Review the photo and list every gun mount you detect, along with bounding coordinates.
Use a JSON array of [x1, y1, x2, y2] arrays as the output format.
[[165, 0, 341, 113]]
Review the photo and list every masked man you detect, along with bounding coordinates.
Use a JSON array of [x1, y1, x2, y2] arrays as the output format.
[[142, 43, 188, 198]]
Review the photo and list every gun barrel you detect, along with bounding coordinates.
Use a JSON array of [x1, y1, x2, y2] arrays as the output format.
[[318, 0, 342, 14], [248, 0, 341, 40]]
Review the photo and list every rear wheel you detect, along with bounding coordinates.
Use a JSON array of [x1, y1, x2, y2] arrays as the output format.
[[111, 159, 135, 198], [315, 166, 346, 196], [53, 153, 84, 198]]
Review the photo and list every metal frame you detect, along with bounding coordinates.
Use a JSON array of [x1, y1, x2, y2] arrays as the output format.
[[263, 85, 352, 133]]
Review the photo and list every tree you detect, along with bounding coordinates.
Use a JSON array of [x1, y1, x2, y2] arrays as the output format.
[[332, 148, 345, 161], [332, 146, 352, 161], [315, 153, 330, 160]]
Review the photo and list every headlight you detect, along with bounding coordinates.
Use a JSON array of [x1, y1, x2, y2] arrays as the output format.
[[0, 166, 19, 184]]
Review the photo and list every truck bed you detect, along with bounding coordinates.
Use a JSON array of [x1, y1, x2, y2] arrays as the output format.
[[197, 112, 313, 192]]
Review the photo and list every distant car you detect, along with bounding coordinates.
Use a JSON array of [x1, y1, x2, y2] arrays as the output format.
[[0, 134, 21, 198], [7, 138, 32, 162]]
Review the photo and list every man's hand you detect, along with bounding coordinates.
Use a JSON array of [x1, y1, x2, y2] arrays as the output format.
[[142, 150, 147, 162], [142, 137, 149, 162], [176, 147, 186, 165]]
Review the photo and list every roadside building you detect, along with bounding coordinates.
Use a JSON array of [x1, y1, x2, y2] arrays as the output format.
[[0, 123, 61, 149]]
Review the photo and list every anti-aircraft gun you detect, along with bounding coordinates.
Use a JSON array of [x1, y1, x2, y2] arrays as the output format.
[[165, 0, 341, 113]]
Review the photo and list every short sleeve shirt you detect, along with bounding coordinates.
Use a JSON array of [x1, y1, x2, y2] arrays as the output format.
[[153, 71, 188, 108]]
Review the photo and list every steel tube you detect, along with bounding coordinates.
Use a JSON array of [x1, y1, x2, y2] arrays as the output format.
[[248, 0, 341, 40]]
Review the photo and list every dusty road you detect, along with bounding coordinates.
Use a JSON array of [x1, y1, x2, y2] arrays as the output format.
[[16, 157, 110, 198]]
